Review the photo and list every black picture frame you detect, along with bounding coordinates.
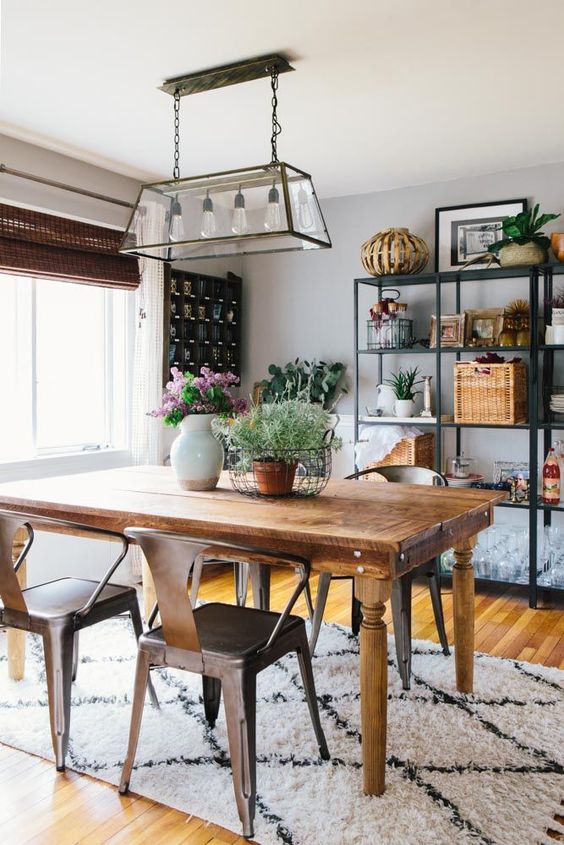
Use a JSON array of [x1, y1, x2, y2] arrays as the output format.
[[434, 199, 528, 272]]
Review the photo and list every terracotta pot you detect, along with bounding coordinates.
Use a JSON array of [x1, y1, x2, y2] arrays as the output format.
[[253, 460, 297, 496], [551, 233, 564, 262], [498, 242, 547, 268]]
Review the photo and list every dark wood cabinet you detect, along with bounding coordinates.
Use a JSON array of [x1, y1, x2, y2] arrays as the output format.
[[163, 267, 242, 384]]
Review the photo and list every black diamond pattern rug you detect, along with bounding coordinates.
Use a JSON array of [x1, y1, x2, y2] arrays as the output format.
[[0, 618, 563, 845]]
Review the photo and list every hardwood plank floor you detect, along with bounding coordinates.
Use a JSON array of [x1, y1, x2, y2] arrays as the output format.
[[1, 567, 563, 845]]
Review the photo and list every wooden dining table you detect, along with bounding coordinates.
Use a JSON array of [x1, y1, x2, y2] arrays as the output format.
[[0, 465, 506, 796]]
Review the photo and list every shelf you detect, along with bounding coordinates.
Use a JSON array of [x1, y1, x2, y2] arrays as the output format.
[[354, 262, 564, 288], [357, 345, 529, 355], [359, 416, 437, 425], [441, 422, 529, 429], [353, 264, 564, 607]]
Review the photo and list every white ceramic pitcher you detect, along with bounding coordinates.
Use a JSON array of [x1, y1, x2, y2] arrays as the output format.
[[375, 384, 396, 416]]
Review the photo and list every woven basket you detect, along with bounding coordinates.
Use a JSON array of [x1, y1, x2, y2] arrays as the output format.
[[365, 432, 434, 472], [498, 242, 548, 268], [454, 361, 527, 425]]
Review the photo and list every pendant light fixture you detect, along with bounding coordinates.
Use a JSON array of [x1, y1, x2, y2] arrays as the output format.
[[120, 54, 331, 261]]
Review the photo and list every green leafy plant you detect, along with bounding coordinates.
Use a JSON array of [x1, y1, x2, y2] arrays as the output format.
[[489, 204, 560, 254], [260, 359, 347, 409], [220, 398, 342, 463], [385, 367, 422, 400]]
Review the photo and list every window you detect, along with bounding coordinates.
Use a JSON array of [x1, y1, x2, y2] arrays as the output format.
[[0, 274, 130, 462]]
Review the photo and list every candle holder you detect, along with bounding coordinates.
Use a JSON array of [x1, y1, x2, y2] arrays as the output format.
[[420, 375, 433, 417]]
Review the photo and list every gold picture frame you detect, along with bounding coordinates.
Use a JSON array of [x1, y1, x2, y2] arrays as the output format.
[[464, 308, 505, 347], [430, 314, 465, 348]]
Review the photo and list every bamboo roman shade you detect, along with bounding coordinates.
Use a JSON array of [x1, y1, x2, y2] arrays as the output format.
[[0, 203, 140, 290]]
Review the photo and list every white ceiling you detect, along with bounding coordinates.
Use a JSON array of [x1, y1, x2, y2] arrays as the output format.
[[1, 0, 564, 198]]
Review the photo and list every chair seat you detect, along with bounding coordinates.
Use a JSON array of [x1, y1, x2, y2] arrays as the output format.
[[19, 577, 136, 620], [142, 602, 303, 658]]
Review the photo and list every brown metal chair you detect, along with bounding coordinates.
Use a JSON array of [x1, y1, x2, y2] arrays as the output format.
[[0, 510, 158, 771], [119, 528, 329, 840], [308, 465, 450, 689]]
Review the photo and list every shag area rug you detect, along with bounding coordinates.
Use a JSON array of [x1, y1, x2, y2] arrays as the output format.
[[0, 618, 562, 845]]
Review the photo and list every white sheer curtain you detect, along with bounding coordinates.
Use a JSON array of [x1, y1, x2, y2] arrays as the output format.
[[129, 206, 166, 577]]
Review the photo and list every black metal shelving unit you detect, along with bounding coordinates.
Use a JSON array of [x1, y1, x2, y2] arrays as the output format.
[[353, 262, 564, 608]]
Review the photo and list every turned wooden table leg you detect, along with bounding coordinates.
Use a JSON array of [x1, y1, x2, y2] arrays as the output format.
[[7, 528, 28, 681], [452, 535, 476, 694], [354, 576, 392, 796]]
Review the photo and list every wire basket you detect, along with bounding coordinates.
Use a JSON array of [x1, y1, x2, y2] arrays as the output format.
[[367, 318, 414, 349], [227, 446, 333, 498]]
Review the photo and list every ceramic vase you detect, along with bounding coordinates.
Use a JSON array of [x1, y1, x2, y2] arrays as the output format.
[[394, 399, 414, 418], [170, 414, 223, 491]]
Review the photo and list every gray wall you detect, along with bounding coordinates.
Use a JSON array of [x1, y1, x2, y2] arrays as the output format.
[[0, 133, 139, 226], [241, 160, 564, 410]]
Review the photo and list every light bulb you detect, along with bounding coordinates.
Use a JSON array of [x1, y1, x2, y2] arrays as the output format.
[[169, 198, 185, 242], [297, 187, 314, 230], [264, 182, 282, 231], [231, 186, 249, 234], [200, 190, 216, 238]]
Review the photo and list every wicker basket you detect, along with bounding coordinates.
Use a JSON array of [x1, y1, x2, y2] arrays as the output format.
[[454, 361, 527, 425], [365, 432, 435, 472]]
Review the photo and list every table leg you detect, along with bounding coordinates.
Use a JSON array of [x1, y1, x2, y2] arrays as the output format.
[[354, 576, 392, 796], [452, 535, 476, 694], [7, 528, 28, 681]]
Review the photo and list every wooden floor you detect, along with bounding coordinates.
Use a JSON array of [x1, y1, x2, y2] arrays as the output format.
[[1, 567, 563, 845]]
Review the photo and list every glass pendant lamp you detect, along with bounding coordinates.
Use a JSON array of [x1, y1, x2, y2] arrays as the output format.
[[120, 55, 331, 261]]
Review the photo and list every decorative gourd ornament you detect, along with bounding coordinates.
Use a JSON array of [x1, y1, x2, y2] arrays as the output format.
[[361, 228, 429, 276]]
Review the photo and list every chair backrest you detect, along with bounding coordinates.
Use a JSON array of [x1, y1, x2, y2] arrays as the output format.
[[0, 510, 127, 620], [125, 527, 311, 659], [346, 465, 447, 486], [0, 513, 33, 615]]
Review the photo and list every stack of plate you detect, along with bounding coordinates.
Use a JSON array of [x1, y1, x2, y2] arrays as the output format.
[[550, 393, 564, 414], [445, 473, 485, 488]]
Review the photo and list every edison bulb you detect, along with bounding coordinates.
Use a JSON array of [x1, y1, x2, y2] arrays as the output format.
[[297, 187, 313, 230], [169, 198, 185, 242], [264, 182, 282, 231], [231, 186, 249, 234], [200, 191, 216, 238]]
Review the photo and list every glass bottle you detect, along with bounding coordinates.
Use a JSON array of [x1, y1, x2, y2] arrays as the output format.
[[542, 447, 561, 504]]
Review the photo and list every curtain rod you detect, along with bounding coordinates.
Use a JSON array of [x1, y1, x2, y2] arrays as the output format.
[[0, 163, 135, 209]]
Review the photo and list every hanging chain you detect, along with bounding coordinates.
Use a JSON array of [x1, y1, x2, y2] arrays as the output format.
[[173, 90, 181, 179], [269, 66, 281, 164]]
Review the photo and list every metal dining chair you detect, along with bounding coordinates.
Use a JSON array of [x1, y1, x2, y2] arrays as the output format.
[[308, 465, 450, 689], [119, 527, 330, 840], [0, 510, 158, 771]]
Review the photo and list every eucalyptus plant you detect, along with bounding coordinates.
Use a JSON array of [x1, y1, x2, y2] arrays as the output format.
[[488, 204, 560, 254], [260, 359, 347, 409]]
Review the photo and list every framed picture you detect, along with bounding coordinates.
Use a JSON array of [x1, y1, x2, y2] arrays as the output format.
[[430, 314, 465, 348], [493, 461, 530, 502], [435, 199, 528, 271], [493, 461, 529, 484], [464, 308, 504, 347]]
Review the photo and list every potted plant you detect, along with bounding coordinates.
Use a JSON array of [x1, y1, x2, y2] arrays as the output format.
[[150, 367, 247, 491], [222, 398, 342, 496], [546, 288, 564, 326], [385, 367, 422, 418], [260, 359, 347, 409], [488, 204, 560, 268]]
